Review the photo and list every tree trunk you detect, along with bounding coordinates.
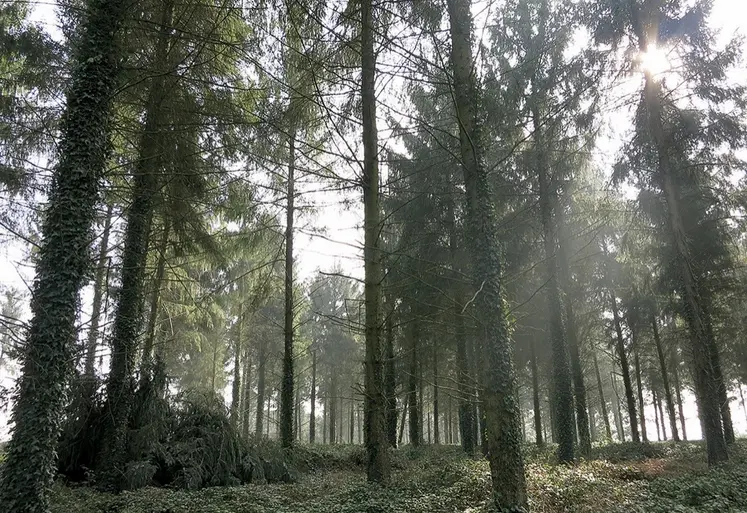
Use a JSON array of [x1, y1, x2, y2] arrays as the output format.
[[633, 342, 648, 442], [398, 393, 409, 446], [609, 289, 640, 442], [241, 336, 252, 439], [350, 398, 355, 444], [295, 377, 302, 441], [630, 6, 727, 462], [671, 352, 688, 440], [230, 300, 244, 426], [0, 0, 129, 507], [97, 0, 174, 491], [408, 316, 421, 446], [558, 218, 591, 457], [84, 204, 114, 377], [361, 0, 388, 483], [140, 219, 171, 380], [433, 345, 440, 445], [653, 388, 662, 441], [533, 105, 574, 463], [280, 130, 296, 448], [447, 0, 527, 507], [329, 373, 337, 444], [611, 372, 626, 442], [593, 348, 613, 440], [384, 300, 397, 447], [310, 350, 317, 443], [652, 315, 679, 441], [530, 338, 543, 446], [255, 337, 267, 435], [657, 390, 667, 440]]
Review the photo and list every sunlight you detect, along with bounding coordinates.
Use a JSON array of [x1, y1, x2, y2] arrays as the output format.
[[638, 44, 672, 76]]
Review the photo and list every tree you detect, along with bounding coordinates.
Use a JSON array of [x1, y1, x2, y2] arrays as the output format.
[[0, 0, 129, 509], [447, 0, 527, 508]]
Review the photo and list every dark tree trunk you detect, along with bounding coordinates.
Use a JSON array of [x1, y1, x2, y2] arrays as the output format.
[[361, 0, 388, 482], [593, 348, 613, 440], [533, 105, 574, 463], [384, 302, 398, 447], [653, 388, 662, 441], [630, 5, 727, 463], [97, 0, 174, 491], [280, 131, 296, 448], [433, 345, 440, 444], [530, 338, 543, 446], [295, 378, 301, 441], [611, 373, 626, 442], [447, 0, 527, 506], [609, 289, 640, 442], [255, 337, 267, 435], [0, 0, 129, 507], [558, 218, 591, 457], [398, 393, 408, 446], [140, 219, 170, 380], [84, 204, 113, 377], [657, 390, 667, 440], [329, 373, 338, 444], [350, 398, 355, 444], [671, 354, 687, 440], [633, 343, 648, 442], [408, 317, 421, 446], [230, 300, 244, 426], [241, 338, 252, 439], [310, 350, 317, 443], [652, 315, 679, 441]]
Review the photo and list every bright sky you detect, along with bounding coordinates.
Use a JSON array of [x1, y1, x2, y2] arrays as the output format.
[[1, 0, 746, 441]]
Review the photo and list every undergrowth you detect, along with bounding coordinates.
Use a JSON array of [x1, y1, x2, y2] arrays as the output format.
[[46, 439, 747, 513]]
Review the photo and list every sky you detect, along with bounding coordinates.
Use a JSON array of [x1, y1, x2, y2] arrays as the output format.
[[1, 0, 746, 440]]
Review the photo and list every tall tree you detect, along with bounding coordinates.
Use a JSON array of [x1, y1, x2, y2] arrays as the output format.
[[0, 0, 128, 509], [447, 0, 527, 508]]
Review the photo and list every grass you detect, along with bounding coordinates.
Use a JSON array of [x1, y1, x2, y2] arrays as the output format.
[[49, 440, 747, 513]]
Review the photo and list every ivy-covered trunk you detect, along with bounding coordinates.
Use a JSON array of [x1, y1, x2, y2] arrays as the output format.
[[95, 0, 174, 491], [280, 129, 296, 449], [361, 0, 389, 483], [447, 0, 527, 508], [0, 0, 127, 509]]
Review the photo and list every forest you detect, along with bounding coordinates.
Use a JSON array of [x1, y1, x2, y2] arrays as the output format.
[[1, 0, 747, 511]]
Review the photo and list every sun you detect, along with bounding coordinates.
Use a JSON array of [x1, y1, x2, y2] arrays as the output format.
[[638, 44, 672, 76]]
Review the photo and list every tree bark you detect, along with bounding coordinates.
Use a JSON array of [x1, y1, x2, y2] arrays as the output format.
[[530, 338, 543, 446], [309, 350, 317, 443], [533, 104, 574, 463], [433, 344, 440, 445], [408, 315, 421, 446], [84, 204, 114, 377], [384, 303, 398, 447], [633, 341, 648, 442], [255, 336, 267, 435], [657, 389, 667, 440], [241, 334, 252, 439], [97, 0, 174, 491], [0, 0, 129, 507], [140, 219, 170, 381], [671, 351, 688, 440], [447, 0, 527, 507], [653, 387, 662, 441], [361, 0, 389, 483], [280, 129, 296, 449], [329, 373, 337, 444], [609, 288, 640, 442], [611, 372, 626, 442], [652, 315, 679, 441], [593, 347, 613, 440], [230, 299, 244, 426]]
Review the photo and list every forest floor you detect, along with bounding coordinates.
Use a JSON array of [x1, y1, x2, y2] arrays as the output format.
[[48, 440, 747, 513]]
